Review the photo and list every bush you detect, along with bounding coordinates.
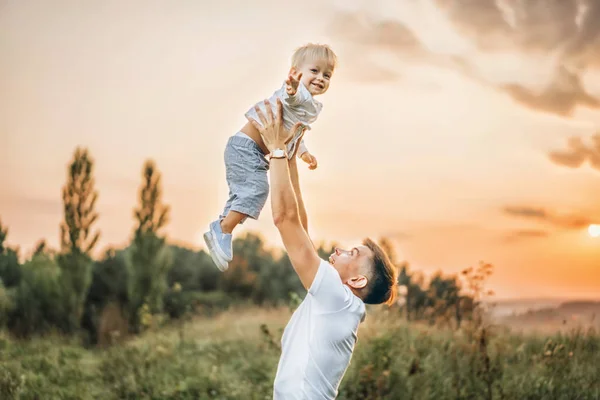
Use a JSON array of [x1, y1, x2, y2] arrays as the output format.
[[8, 254, 67, 337], [0, 281, 13, 328], [164, 289, 234, 319], [0, 248, 21, 289], [0, 308, 598, 399]]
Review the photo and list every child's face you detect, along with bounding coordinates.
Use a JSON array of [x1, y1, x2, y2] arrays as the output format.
[[295, 58, 334, 96]]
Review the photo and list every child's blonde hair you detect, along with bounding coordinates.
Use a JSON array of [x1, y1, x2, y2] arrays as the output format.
[[291, 43, 338, 71]]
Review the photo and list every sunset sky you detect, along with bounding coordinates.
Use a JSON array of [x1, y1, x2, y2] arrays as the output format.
[[2, 0, 600, 300]]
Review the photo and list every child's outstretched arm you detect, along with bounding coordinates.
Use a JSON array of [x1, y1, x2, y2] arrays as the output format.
[[284, 69, 309, 106], [285, 69, 302, 96], [297, 139, 309, 158], [297, 140, 318, 170]]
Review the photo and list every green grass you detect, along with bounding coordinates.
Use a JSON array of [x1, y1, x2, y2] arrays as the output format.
[[1, 306, 599, 399]]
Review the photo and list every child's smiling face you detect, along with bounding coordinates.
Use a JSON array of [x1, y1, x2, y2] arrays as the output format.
[[294, 58, 334, 96]]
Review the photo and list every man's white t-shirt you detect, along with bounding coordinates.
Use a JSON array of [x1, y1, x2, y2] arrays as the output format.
[[273, 258, 366, 399]]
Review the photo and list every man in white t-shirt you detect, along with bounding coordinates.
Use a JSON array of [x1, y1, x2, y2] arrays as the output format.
[[247, 99, 399, 399]]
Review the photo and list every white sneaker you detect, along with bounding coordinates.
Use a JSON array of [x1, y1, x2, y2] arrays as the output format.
[[203, 224, 230, 272]]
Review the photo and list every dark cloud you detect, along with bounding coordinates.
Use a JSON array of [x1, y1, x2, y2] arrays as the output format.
[[329, 2, 600, 117], [512, 0, 580, 52], [504, 206, 547, 218], [562, 0, 600, 65], [549, 133, 600, 170], [433, 0, 513, 51], [503, 229, 550, 243], [435, 0, 581, 53], [503, 205, 592, 230], [501, 67, 600, 116], [434, 0, 600, 116]]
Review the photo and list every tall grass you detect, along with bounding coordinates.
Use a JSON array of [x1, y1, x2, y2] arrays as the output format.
[[1, 306, 599, 399]]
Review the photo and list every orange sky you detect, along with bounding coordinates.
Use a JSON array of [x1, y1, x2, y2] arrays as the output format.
[[2, 0, 600, 300]]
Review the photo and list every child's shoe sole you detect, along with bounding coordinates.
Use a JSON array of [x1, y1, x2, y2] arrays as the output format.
[[203, 231, 229, 271]]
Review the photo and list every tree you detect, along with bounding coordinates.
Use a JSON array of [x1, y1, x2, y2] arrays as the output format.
[[0, 219, 21, 288], [82, 248, 130, 345], [427, 272, 461, 326], [57, 147, 100, 332], [33, 239, 48, 256], [60, 147, 100, 255], [127, 160, 173, 331], [0, 220, 7, 254], [9, 253, 64, 337]]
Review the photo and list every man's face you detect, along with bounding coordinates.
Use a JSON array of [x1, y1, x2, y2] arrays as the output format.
[[295, 58, 334, 96], [329, 245, 372, 284]]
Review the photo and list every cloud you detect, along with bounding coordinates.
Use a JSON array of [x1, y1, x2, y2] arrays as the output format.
[[435, 0, 600, 116], [549, 133, 600, 170], [503, 229, 550, 243], [432, 0, 514, 51], [503, 206, 547, 219], [501, 66, 600, 116], [561, 0, 600, 66], [329, 12, 425, 56], [435, 0, 582, 53], [327, 11, 432, 83], [328, 1, 600, 116], [503, 206, 591, 230]]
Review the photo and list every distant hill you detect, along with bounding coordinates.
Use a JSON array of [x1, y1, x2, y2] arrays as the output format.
[[489, 300, 600, 332]]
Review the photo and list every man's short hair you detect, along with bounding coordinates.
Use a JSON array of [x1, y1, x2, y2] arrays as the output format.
[[291, 43, 338, 71], [361, 238, 398, 306]]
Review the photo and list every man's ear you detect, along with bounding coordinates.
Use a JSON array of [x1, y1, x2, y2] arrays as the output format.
[[347, 275, 368, 290]]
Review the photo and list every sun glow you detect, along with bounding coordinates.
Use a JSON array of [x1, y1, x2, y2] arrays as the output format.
[[588, 224, 600, 238]]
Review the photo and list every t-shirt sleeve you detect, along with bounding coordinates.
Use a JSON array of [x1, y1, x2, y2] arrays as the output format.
[[296, 139, 309, 157], [308, 259, 355, 313]]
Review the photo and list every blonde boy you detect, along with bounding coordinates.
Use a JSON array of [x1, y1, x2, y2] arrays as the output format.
[[203, 43, 337, 271]]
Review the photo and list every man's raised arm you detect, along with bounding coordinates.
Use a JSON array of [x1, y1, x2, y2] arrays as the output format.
[[288, 144, 309, 233], [248, 99, 320, 290]]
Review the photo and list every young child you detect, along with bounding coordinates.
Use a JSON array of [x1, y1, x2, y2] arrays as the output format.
[[203, 43, 337, 271]]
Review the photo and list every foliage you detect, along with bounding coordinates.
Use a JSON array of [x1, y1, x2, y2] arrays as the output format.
[[0, 220, 20, 289], [126, 160, 173, 332], [57, 147, 100, 332], [7, 253, 65, 337], [0, 308, 598, 399], [1, 145, 599, 398]]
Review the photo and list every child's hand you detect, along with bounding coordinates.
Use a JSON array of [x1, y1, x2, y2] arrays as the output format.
[[286, 69, 303, 96], [301, 152, 318, 170]]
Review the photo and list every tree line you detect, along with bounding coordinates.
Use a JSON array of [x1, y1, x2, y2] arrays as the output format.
[[0, 147, 491, 345]]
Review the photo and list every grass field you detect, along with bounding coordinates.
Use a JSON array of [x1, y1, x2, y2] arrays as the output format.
[[1, 306, 599, 399]]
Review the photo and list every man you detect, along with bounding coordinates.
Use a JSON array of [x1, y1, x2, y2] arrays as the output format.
[[247, 98, 398, 399]]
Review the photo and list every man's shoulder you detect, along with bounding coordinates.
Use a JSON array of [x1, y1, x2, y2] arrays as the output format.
[[308, 258, 338, 291], [309, 259, 365, 318]]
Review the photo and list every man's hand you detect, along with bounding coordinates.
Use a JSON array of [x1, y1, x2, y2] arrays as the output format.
[[286, 69, 303, 96], [300, 152, 318, 170], [249, 99, 303, 154]]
